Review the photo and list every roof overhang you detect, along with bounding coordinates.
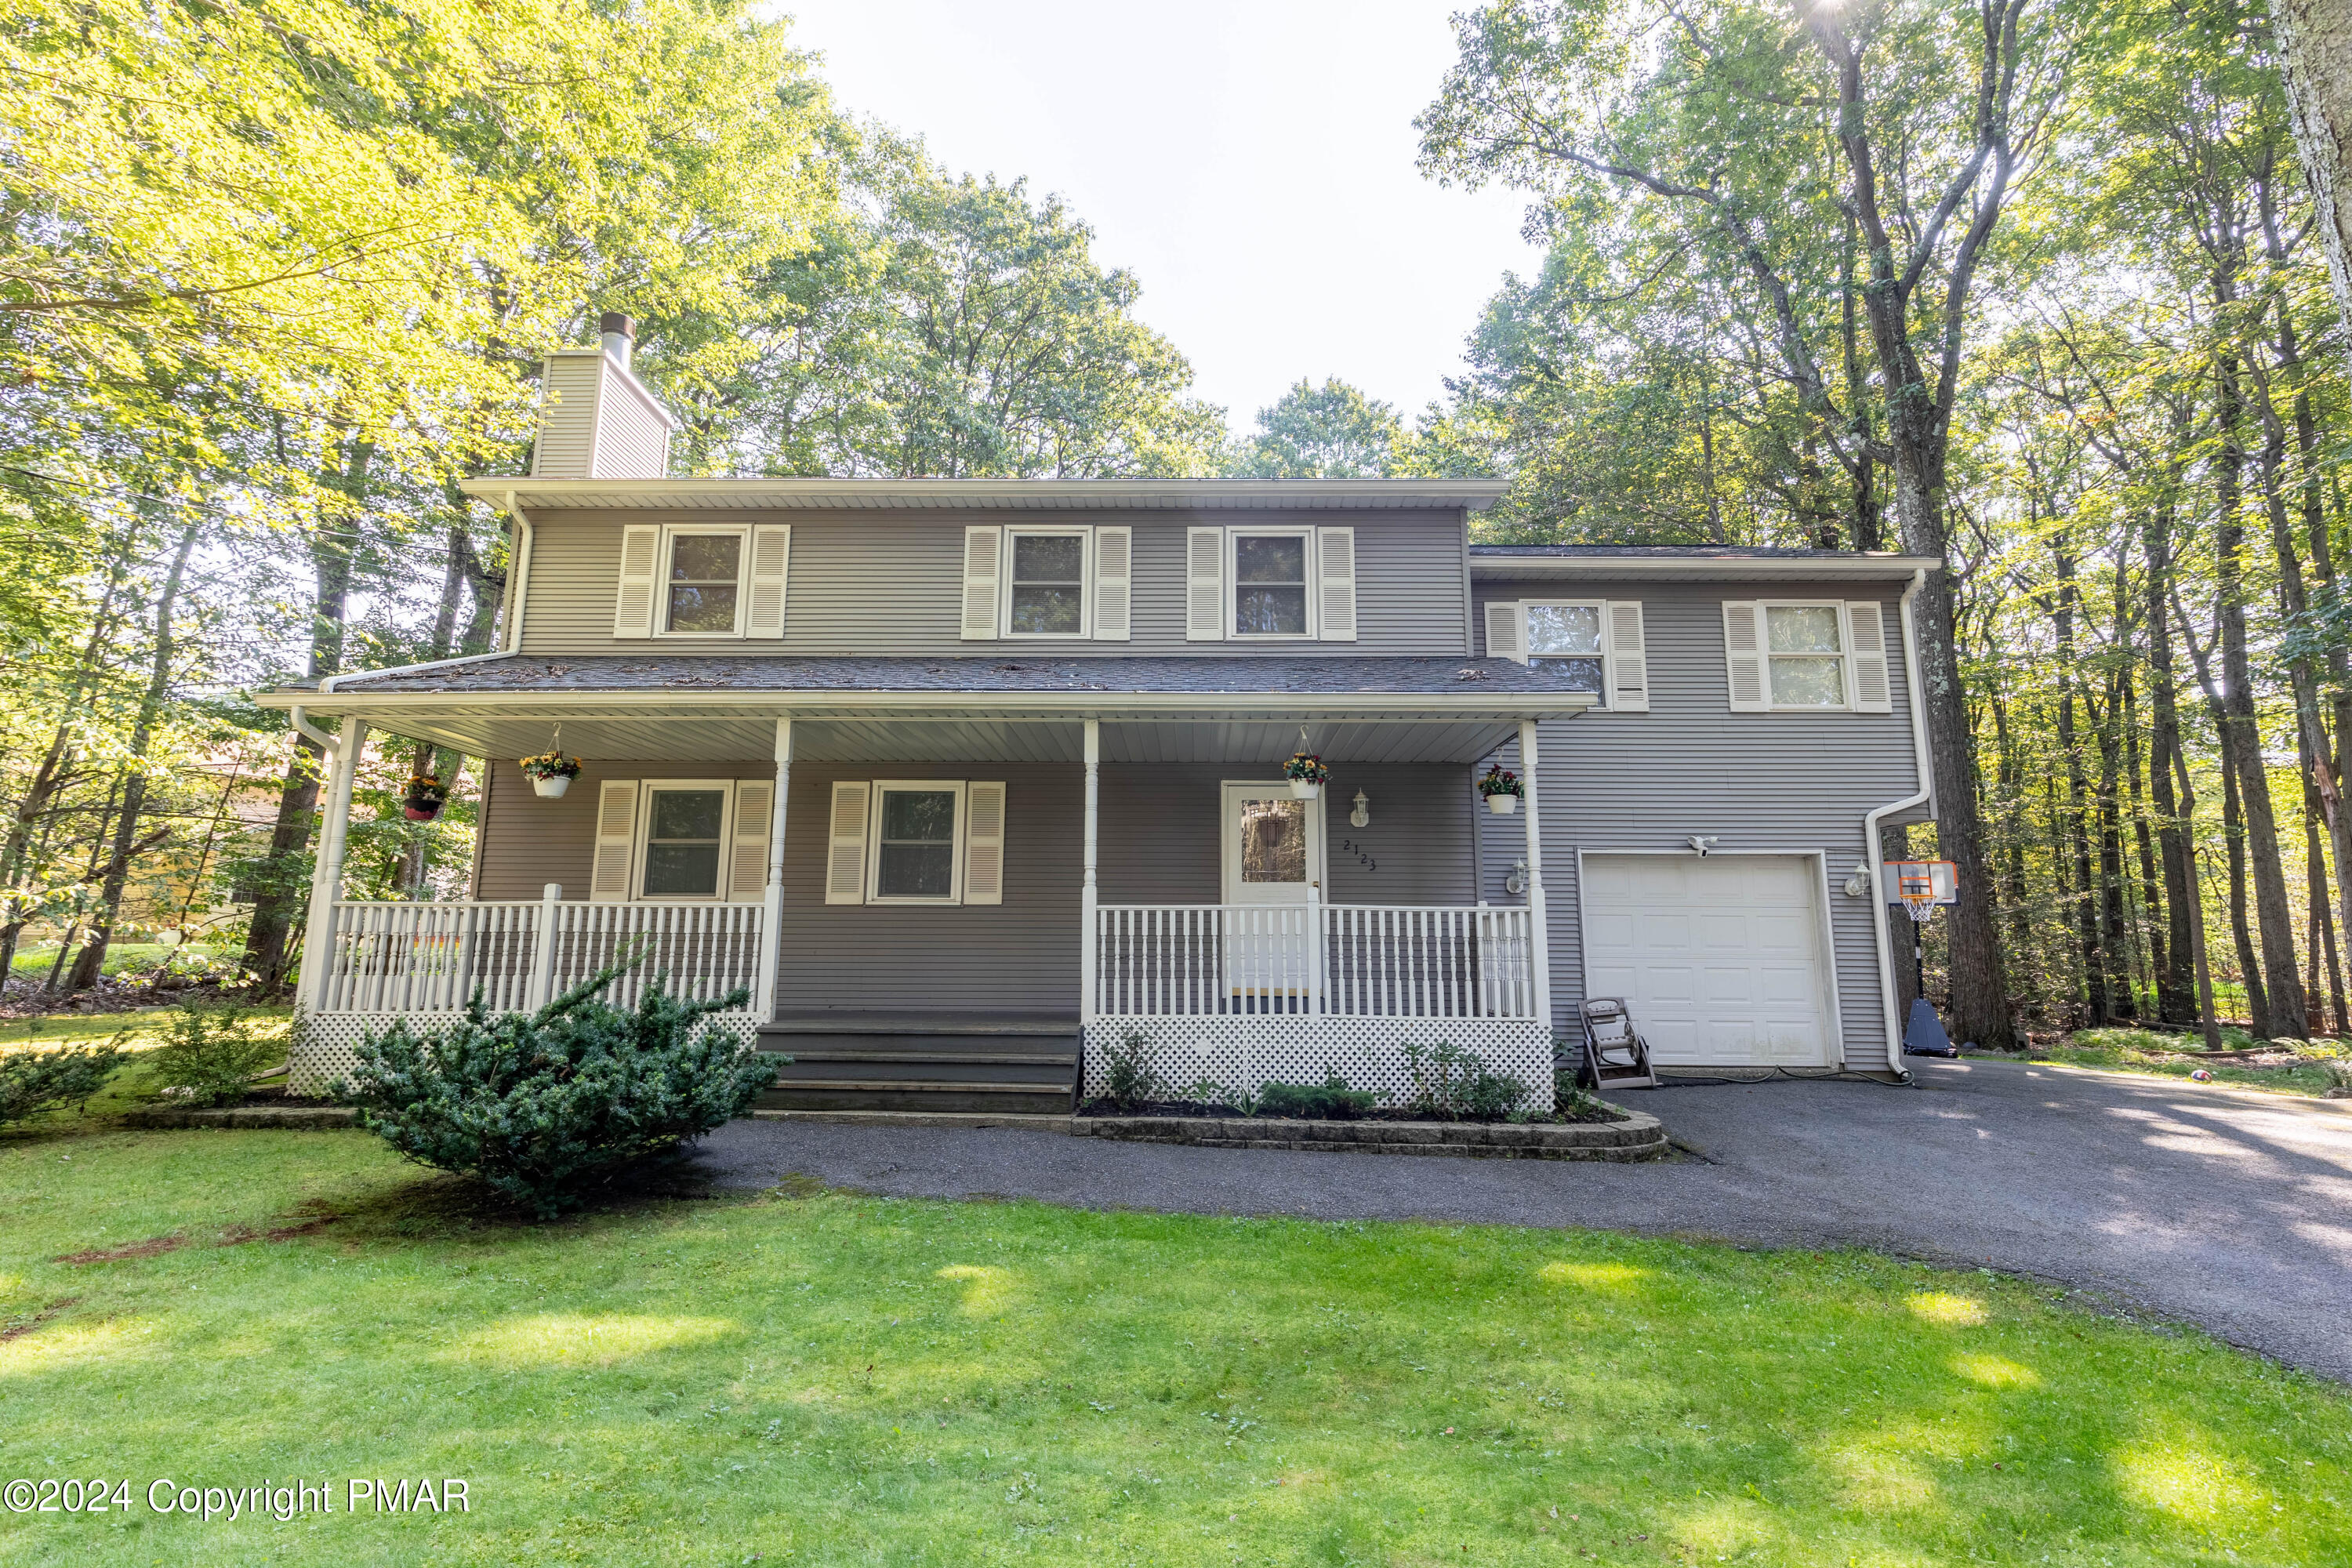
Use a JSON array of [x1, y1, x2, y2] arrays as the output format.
[[254, 687, 1592, 767], [459, 477, 1512, 514], [1470, 552, 1941, 583]]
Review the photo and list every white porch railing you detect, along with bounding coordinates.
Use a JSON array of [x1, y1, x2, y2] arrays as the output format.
[[316, 896, 765, 1016], [1093, 903, 1535, 1019]]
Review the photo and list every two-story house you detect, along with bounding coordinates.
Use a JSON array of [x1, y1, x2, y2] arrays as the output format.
[[264, 318, 1937, 1112]]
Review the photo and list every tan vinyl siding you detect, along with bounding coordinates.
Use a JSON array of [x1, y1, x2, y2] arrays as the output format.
[[528, 356, 602, 479], [592, 362, 672, 479], [516, 506, 1472, 657], [1470, 576, 1929, 1062]]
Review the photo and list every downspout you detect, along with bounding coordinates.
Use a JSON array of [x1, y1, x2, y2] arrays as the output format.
[[1860, 567, 1933, 1078]]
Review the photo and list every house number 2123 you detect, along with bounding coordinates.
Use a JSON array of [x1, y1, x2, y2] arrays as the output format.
[[1339, 838, 1377, 873]]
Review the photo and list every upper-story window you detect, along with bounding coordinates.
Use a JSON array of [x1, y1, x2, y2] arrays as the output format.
[[612, 522, 789, 641], [961, 525, 1130, 641], [1006, 528, 1090, 637], [1523, 602, 1605, 695], [666, 532, 743, 634], [1483, 597, 1646, 710], [1721, 600, 1893, 714], [1184, 524, 1356, 642]]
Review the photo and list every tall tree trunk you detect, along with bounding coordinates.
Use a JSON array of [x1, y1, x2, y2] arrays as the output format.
[[2053, 542, 2107, 1025], [2274, 0, 2352, 389], [2174, 742, 2227, 1051], [65, 521, 199, 992], [2122, 678, 2166, 1012], [2093, 678, 2133, 1020], [2213, 353, 2307, 1036], [2220, 753, 2269, 1029], [2143, 514, 2200, 1025], [241, 437, 372, 994]]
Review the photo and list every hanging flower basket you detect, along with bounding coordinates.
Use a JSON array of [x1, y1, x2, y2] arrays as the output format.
[[1479, 764, 1523, 814], [519, 752, 583, 798], [1283, 750, 1330, 800], [402, 774, 448, 822]]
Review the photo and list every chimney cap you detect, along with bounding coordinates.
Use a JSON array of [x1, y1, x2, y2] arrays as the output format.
[[597, 311, 636, 340]]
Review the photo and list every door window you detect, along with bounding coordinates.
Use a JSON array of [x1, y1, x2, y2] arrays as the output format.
[[1239, 797, 1308, 884]]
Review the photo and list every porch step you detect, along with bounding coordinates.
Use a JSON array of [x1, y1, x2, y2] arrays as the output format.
[[753, 1013, 1080, 1115]]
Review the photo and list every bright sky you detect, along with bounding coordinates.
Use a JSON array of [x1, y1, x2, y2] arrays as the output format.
[[774, 0, 1548, 433]]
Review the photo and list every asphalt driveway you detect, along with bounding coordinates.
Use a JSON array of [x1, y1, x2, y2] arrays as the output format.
[[695, 1058, 2352, 1382]]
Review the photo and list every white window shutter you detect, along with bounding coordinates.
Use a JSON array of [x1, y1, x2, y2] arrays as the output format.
[[1092, 526, 1132, 641], [745, 524, 790, 638], [824, 781, 871, 904], [590, 779, 637, 899], [1483, 599, 1526, 663], [1316, 526, 1357, 641], [964, 781, 1007, 906], [613, 524, 661, 638], [729, 780, 773, 900], [1722, 601, 1768, 712], [960, 526, 1002, 641], [1185, 526, 1225, 641], [1847, 601, 1893, 713], [1603, 600, 1650, 712]]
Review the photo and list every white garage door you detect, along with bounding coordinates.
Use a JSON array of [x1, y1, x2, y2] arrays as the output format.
[[1581, 854, 1835, 1067]]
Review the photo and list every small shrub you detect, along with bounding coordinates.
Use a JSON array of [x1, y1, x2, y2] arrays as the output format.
[[0, 1040, 125, 1125], [1255, 1072, 1375, 1120], [1405, 1040, 1530, 1120], [1552, 1068, 1608, 1121], [150, 1002, 280, 1106], [1101, 1031, 1167, 1110], [336, 966, 774, 1219]]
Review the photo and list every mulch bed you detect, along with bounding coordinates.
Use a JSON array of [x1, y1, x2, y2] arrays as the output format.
[[1076, 1097, 1628, 1125]]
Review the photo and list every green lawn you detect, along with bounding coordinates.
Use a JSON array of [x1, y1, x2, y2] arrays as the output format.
[[0, 1123, 2345, 1565], [1973, 1027, 2352, 1098]]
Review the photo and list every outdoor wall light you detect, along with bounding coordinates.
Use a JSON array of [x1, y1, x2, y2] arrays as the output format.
[[1350, 789, 1370, 828], [1506, 858, 1528, 895]]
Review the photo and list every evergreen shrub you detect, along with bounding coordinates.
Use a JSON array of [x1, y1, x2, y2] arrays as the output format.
[[151, 1002, 279, 1105], [337, 966, 775, 1218], [0, 1041, 125, 1126]]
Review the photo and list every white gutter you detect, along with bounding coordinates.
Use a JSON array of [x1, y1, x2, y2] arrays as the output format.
[[256, 689, 1602, 722], [285, 704, 337, 753], [1860, 567, 1933, 1078], [313, 491, 532, 695], [457, 476, 1512, 513], [1472, 554, 1944, 582]]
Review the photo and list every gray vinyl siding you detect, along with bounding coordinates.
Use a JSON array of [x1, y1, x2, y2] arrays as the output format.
[[515, 507, 1472, 659], [528, 355, 601, 480], [472, 757, 780, 902], [1097, 764, 1476, 906], [1470, 577, 1930, 1063]]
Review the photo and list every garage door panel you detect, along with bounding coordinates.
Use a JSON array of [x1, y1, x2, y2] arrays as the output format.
[[1582, 854, 1833, 1069]]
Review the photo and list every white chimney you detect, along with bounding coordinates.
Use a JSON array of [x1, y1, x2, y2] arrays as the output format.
[[528, 311, 679, 479]]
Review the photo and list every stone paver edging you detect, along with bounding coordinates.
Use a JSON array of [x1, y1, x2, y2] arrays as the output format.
[[1071, 1105, 1665, 1160]]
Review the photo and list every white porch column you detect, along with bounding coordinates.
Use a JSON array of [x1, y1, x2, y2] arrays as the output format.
[[1519, 719, 1554, 1032], [1081, 719, 1100, 1023], [294, 716, 366, 1012], [755, 717, 792, 1021]]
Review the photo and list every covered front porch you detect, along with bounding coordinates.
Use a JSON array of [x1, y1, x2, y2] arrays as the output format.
[[270, 666, 1592, 1106]]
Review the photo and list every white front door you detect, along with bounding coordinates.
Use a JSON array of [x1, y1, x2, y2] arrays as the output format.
[[1220, 782, 1324, 1003], [1581, 853, 1835, 1066]]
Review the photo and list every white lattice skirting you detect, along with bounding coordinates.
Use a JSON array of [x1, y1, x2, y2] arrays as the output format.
[[1083, 1015, 1555, 1111], [289, 1009, 764, 1095]]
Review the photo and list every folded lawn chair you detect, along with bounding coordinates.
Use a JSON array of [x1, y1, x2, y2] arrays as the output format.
[[1577, 996, 1658, 1091]]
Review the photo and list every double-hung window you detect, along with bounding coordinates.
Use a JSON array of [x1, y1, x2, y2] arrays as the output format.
[[586, 776, 775, 902], [1720, 600, 1893, 714], [641, 783, 731, 896], [612, 522, 790, 640], [824, 779, 1008, 906], [1232, 530, 1312, 637], [1523, 601, 1606, 697], [1005, 528, 1090, 637]]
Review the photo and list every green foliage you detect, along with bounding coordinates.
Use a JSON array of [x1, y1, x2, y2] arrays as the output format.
[[1405, 1040, 1530, 1120], [1099, 1031, 1168, 1109], [0, 1041, 125, 1125], [337, 967, 774, 1218], [1254, 1072, 1376, 1121], [149, 1002, 278, 1107], [1228, 379, 1403, 478]]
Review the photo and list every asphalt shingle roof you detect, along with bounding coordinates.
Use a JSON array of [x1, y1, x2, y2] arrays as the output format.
[[314, 655, 1595, 698]]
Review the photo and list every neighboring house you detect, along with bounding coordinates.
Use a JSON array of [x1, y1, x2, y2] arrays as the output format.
[[263, 318, 1937, 1109]]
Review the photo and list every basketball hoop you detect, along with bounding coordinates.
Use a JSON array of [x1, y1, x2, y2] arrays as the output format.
[[1889, 860, 1957, 924]]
